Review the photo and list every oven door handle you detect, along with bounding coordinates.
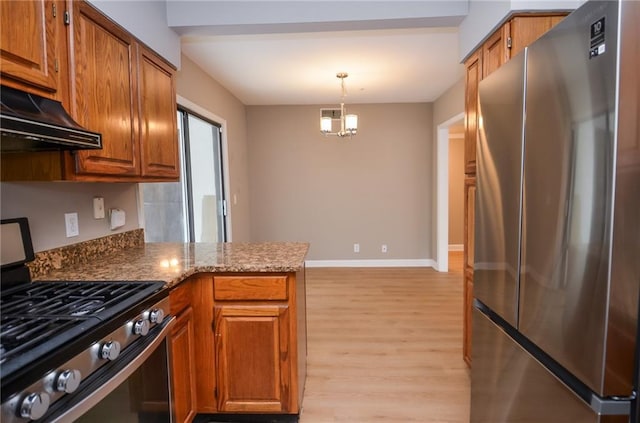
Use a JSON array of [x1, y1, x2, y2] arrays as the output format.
[[49, 316, 176, 423]]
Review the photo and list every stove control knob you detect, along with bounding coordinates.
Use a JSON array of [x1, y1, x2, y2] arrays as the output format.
[[20, 392, 50, 420], [133, 319, 150, 336], [100, 340, 121, 361], [149, 308, 165, 324], [56, 369, 82, 393]]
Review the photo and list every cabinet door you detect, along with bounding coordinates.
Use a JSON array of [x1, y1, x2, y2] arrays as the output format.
[[215, 304, 291, 413], [464, 177, 476, 272], [510, 15, 566, 57], [138, 45, 179, 179], [482, 23, 510, 78], [171, 307, 197, 423], [464, 51, 482, 175], [71, 1, 140, 177], [463, 269, 474, 367], [0, 0, 59, 94], [463, 176, 476, 367]]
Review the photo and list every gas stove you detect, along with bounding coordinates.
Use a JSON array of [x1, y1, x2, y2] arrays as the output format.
[[0, 280, 166, 397], [0, 218, 173, 422]]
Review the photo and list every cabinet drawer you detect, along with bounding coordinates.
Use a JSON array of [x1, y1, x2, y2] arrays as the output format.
[[214, 276, 288, 301], [170, 281, 192, 315]]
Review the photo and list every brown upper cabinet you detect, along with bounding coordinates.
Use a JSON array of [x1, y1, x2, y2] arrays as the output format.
[[509, 15, 568, 57], [71, 1, 140, 178], [462, 12, 568, 367], [137, 45, 180, 179], [0, 0, 64, 98], [482, 24, 510, 79], [0, 0, 179, 182]]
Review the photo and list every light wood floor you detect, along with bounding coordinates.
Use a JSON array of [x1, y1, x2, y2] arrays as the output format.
[[299, 252, 469, 423]]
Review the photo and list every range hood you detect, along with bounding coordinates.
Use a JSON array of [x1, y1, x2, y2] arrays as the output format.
[[1, 85, 102, 152]]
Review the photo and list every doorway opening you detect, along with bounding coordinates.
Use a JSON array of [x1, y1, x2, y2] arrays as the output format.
[[140, 102, 229, 242], [436, 112, 465, 272]]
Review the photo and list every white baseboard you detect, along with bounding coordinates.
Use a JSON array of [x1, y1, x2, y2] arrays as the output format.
[[305, 259, 436, 268], [448, 244, 463, 251]]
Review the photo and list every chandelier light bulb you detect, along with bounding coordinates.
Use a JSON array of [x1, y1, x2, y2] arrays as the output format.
[[345, 114, 358, 132], [320, 117, 332, 133]]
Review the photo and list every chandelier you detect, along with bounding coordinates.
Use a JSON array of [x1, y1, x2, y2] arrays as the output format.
[[320, 72, 358, 138]]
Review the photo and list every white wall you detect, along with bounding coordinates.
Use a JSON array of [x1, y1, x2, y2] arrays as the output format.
[[166, 1, 467, 33], [0, 182, 139, 252]]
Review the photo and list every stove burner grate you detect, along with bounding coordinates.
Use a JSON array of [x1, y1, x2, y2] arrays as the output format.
[[0, 281, 164, 371], [0, 316, 87, 365]]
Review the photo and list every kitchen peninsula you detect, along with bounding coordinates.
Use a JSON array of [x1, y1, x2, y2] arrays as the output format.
[[30, 234, 309, 423]]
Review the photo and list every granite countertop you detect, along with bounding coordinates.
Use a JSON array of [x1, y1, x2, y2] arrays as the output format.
[[35, 242, 309, 288]]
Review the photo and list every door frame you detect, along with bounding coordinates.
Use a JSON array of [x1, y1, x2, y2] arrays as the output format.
[[436, 112, 465, 272], [176, 95, 233, 241]]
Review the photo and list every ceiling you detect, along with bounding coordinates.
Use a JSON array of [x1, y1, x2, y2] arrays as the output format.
[[174, 2, 468, 106]]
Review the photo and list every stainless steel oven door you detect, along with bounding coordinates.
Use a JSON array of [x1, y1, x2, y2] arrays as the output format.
[[49, 317, 175, 423]]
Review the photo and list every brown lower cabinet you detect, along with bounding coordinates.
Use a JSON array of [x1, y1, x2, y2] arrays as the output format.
[[169, 278, 198, 423], [170, 307, 197, 423], [168, 272, 306, 421], [215, 304, 291, 412]]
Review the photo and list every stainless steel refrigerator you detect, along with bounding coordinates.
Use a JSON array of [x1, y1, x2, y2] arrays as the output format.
[[471, 1, 639, 422]]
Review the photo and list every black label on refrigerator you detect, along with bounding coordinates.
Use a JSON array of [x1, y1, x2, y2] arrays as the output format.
[[589, 17, 606, 59]]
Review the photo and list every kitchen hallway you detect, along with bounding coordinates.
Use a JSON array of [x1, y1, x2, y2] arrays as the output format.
[[300, 252, 469, 422]]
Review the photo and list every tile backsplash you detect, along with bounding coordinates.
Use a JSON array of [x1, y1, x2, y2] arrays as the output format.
[[28, 229, 144, 279]]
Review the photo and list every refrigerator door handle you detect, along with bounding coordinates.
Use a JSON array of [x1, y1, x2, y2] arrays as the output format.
[[589, 394, 634, 415]]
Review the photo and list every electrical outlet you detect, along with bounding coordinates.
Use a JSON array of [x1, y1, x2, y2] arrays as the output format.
[[353, 243, 360, 253], [382, 244, 388, 253], [93, 197, 105, 219], [65, 213, 79, 237]]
